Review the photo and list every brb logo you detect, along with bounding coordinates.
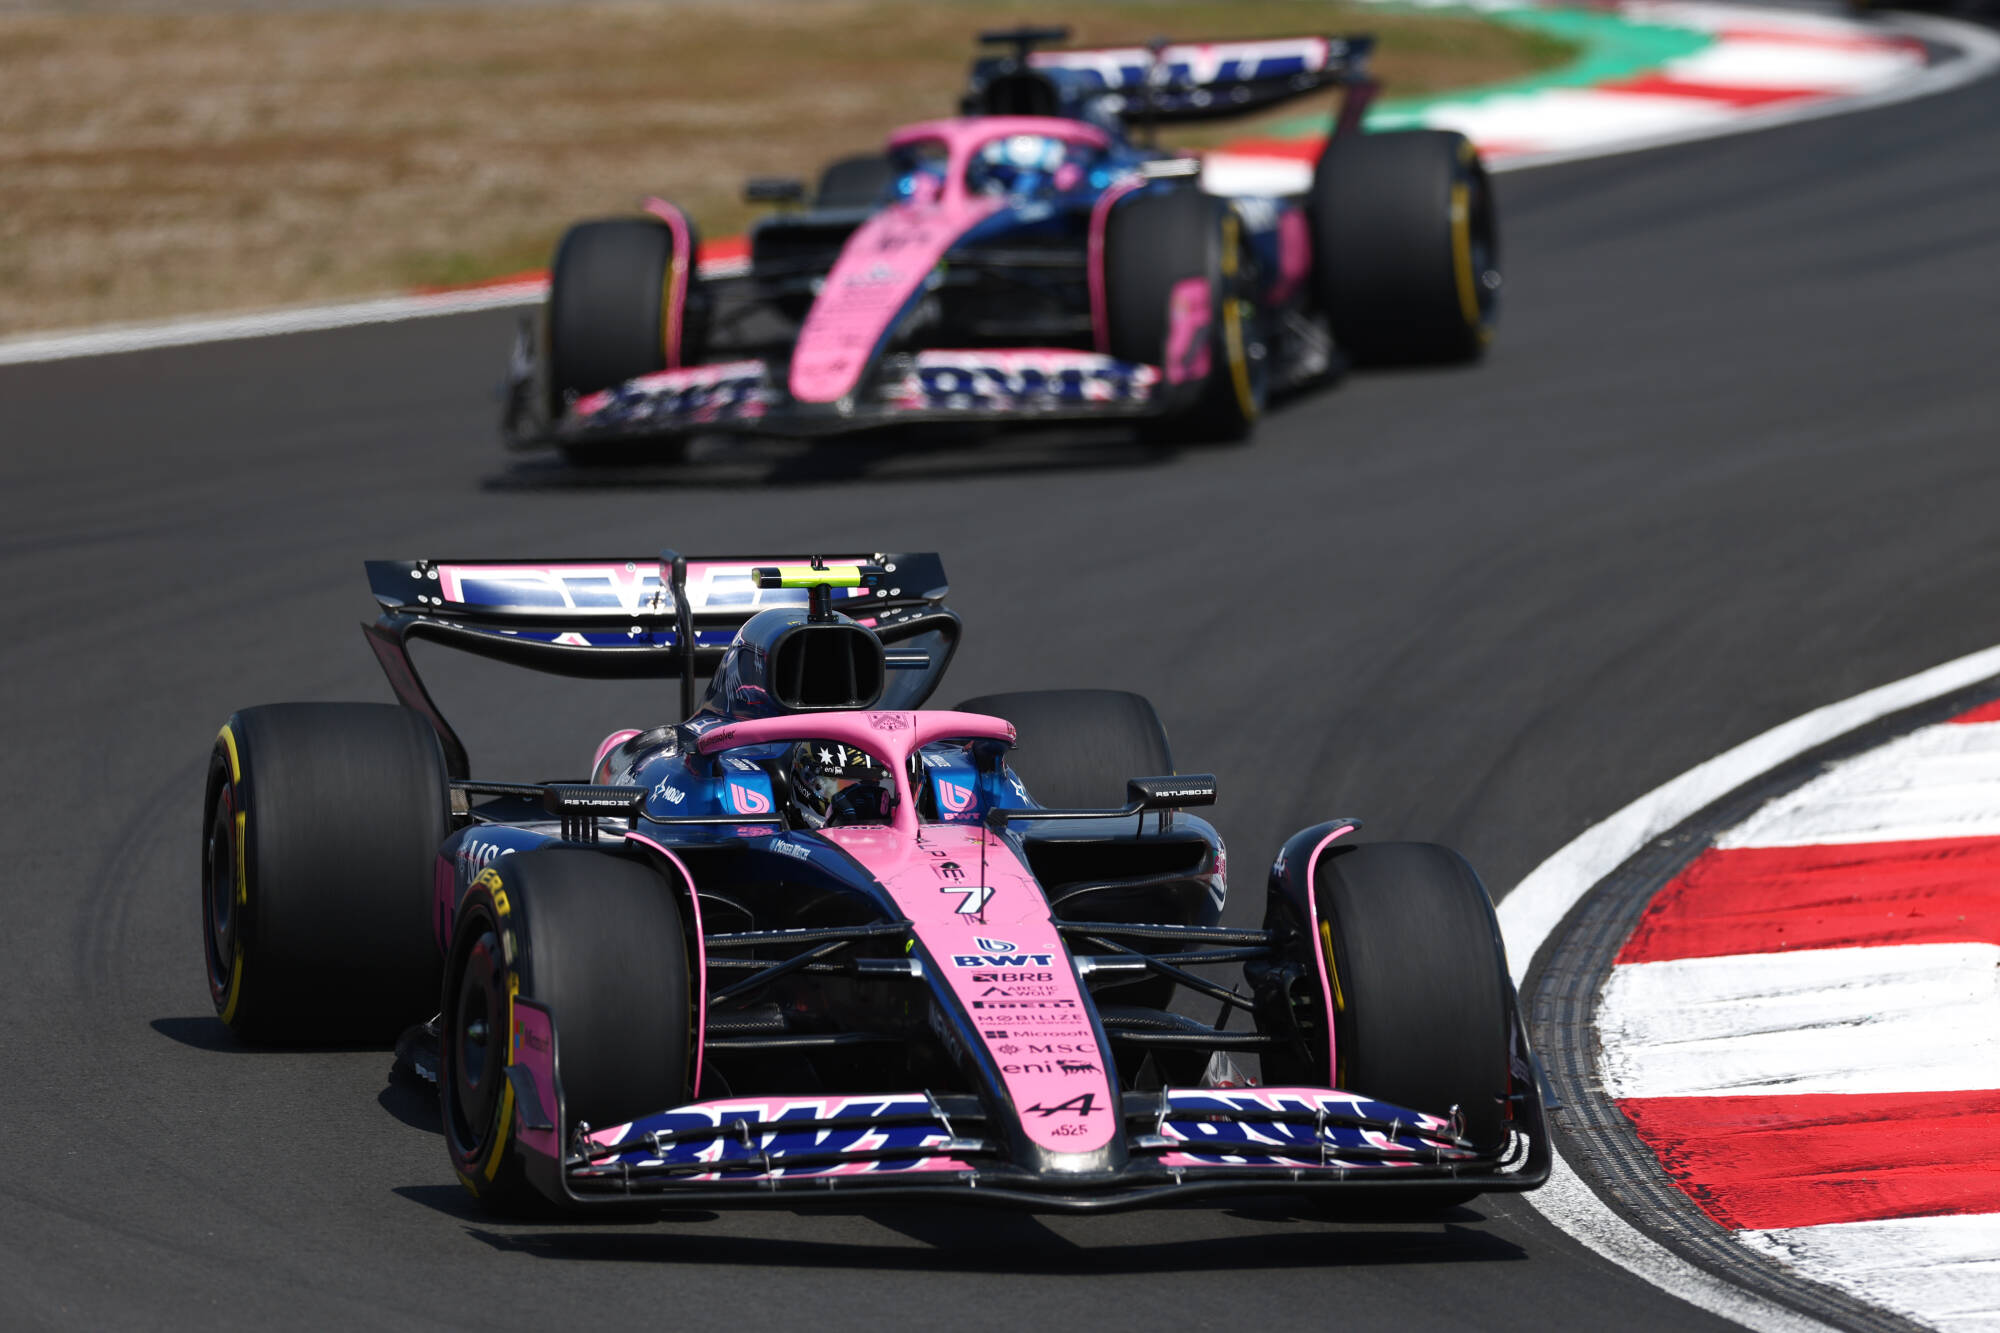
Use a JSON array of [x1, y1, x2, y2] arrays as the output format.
[[952, 936, 1056, 968]]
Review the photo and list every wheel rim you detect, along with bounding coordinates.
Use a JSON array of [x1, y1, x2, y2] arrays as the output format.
[[202, 783, 238, 1008], [445, 921, 509, 1164], [1451, 157, 1500, 338]]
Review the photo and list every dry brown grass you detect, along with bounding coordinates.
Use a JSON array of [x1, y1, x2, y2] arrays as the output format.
[[0, 1, 1570, 335]]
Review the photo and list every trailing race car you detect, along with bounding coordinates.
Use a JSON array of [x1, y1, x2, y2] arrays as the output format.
[[200, 552, 1549, 1210], [502, 27, 1500, 460]]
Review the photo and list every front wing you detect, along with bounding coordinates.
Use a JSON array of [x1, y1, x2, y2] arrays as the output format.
[[503, 1030, 1550, 1211], [539, 350, 1170, 446]]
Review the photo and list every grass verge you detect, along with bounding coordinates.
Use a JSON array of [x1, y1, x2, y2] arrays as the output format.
[[0, 1, 1575, 336]]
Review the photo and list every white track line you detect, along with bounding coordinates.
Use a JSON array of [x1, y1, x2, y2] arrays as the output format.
[[1716, 721, 2000, 848], [0, 280, 548, 368], [1739, 1215, 2000, 1332], [2, 8, 1993, 368], [1499, 642, 2000, 1331], [1599, 943, 2000, 1098]]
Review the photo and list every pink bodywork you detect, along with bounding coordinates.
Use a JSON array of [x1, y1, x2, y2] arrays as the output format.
[[591, 729, 642, 780], [510, 1001, 562, 1161], [1087, 174, 1147, 353], [1303, 823, 1359, 1078], [624, 831, 709, 1098], [1164, 277, 1214, 384], [697, 710, 1118, 1156], [1270, 208, 1313, 307], [788, 117, 1111, 406], [641, 198, 694, 369]]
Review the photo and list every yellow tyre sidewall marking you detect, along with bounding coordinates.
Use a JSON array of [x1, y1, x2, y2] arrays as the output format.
[[1217, 211, 1258, 421], [662, 255, 683, 365], [216, 725, 249, 1024], [1449, 178, 1487, 341], [1319, 917, 1347, 1085]]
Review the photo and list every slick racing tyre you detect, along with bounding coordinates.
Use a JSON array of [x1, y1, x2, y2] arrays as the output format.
[[202, 703, 450, 1043], [1104, 187, 1267, 444], [545, 211, 707, 423], [953, 688, 1173, 809], [442, 850, 691, 1212], [956, 689, 1183, 1007], [1301, 842, 1512, 1160], [815, 152, 897, 209], [1310, 130, 1496, 364]]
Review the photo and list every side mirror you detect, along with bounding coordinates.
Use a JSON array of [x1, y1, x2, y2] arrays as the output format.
[[744, 177, 805, 206], [1127, 774, 1217, 810]]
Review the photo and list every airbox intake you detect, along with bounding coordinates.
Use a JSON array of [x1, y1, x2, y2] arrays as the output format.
[[769, 622, 885, 710]]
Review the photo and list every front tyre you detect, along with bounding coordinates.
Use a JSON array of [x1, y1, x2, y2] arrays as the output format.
[[1310, 130, 1497, 364], [545, 210, 707, 464], [202, 703, 449, 1043], [442, 850, 692, 1211], [1309, 842, 1512, 1154], [953, 688, 1173, 809], [1104, 188, 1267, 444]]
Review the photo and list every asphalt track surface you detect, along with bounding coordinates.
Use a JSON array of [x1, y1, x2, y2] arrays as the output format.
[[7, 38, 2000, 1332]]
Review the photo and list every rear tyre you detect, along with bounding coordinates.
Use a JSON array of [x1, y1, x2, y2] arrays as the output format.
[[545, 213, 706, 436], [441, 850, 691, 1211], [201, 704, 449, 1044], [1309, 130, 1497, 364], [1310, 842, 1511, 1159], [953, 689, 1172, 810], [1104, 187, 1267, 444], [815, 153, 897, 209]]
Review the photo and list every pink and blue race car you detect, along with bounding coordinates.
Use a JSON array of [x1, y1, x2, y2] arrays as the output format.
[[201, 551, 1549, 1211], [502, 27, 1500, 460]]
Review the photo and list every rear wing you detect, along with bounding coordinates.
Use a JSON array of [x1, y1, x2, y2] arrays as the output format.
[[966, 31, 1379, 131], [362, 551, 955, 778]]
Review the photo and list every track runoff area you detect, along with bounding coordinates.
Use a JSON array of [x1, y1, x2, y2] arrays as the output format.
[[1509, 642, 2000, 1332]]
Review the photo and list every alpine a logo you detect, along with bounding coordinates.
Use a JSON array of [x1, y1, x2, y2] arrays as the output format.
[[952, 936, 1057, 968]]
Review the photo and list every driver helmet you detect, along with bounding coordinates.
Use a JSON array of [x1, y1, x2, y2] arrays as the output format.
[[968, 133, 1068, 200], [895, 160, 947, 205], [788, 741, 894, 828]]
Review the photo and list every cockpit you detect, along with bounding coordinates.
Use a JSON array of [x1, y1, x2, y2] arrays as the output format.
[[888, 130, 1103, 207], [783, 735, 1021, 829]]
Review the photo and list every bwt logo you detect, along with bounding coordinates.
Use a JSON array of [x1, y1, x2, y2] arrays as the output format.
[[727, 782, 772, 815], [915, 359, 1156, 406]]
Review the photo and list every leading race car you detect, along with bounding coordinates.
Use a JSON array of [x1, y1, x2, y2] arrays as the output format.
[[200, 551, 1549, 1211], [503, 27, 1500, 461]]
